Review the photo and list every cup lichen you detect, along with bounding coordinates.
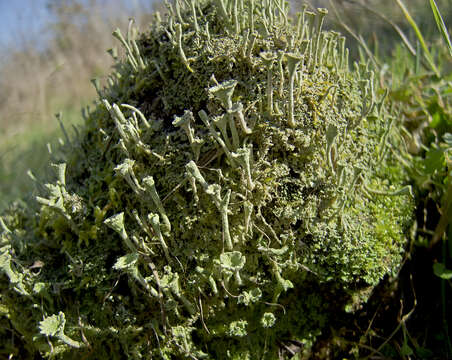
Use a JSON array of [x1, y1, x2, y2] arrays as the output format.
[[0, 1, 413, 358]]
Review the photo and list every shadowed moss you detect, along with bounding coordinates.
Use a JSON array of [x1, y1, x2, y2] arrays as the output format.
[[0, 1, 413, 358]]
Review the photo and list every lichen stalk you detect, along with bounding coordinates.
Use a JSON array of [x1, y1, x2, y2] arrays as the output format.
[[260, 51, 276, 115], [285, 53, 303, 128]]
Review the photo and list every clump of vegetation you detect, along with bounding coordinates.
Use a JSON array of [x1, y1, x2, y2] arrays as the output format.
[[313, 1, 451, 358], [0, 0, 413, 358]]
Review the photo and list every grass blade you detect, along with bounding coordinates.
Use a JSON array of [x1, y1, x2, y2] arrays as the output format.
[[395, 0, 440, 77], [430, 0, 452, 57], [327, 0, 379, 68], [349, 0, 416, 57]]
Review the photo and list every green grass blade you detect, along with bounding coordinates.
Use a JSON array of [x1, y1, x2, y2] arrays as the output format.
[[430, 0, 452, 57], [395, 0, 440, 77]]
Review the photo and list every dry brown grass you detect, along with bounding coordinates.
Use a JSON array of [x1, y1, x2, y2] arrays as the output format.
[[0, 0, 157, 136], [0, 0, 161, 209]]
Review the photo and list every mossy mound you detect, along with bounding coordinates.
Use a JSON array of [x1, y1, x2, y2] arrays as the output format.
[[0, 1, 413, 358]]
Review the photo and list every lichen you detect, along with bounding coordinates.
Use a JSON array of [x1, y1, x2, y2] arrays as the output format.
[[0, 1, 413, 359]]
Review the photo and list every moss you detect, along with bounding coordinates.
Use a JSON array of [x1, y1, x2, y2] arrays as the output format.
[[0, 1, 413, 358]]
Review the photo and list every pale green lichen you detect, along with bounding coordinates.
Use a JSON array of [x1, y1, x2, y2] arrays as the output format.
[[261, 312, 276, 328], [0, 1, 413, 359]]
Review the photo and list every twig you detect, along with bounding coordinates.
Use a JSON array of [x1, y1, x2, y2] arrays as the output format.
[[365, 275, 417, 359], [198, 295, 210, 334]]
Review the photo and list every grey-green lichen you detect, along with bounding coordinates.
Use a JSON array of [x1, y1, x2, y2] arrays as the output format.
[[0, 1, 413, 359]]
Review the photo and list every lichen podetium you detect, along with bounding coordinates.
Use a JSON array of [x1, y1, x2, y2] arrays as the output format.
[[0, 1, 413, 358]]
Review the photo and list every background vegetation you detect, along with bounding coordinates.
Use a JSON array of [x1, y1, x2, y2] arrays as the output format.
[[0, 0, 158, 209], [0, 0, 450, 358], [300, 1, 452, 359]]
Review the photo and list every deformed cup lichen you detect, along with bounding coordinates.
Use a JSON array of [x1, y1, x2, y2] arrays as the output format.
[[0, 1, 413, 359]]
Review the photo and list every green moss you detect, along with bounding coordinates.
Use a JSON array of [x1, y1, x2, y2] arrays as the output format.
[[0, 1, 413, 358]]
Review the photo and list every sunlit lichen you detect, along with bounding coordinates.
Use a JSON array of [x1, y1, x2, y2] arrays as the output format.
[[0, 1, 413, 358]]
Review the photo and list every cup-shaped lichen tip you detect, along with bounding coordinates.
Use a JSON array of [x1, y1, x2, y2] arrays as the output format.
[[209, 80, 238, 110]]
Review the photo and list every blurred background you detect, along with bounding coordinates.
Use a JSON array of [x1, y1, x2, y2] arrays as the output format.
[[0, 0, 450, 210], [0, 0, 159, 209]]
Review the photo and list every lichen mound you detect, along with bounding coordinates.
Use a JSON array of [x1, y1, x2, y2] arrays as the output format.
[[0, 1, 412, 359]]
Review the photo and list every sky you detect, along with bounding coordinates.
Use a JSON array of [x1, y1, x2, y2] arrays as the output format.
[[0, 0, 154, 52], [0, 0, 52, 49]]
